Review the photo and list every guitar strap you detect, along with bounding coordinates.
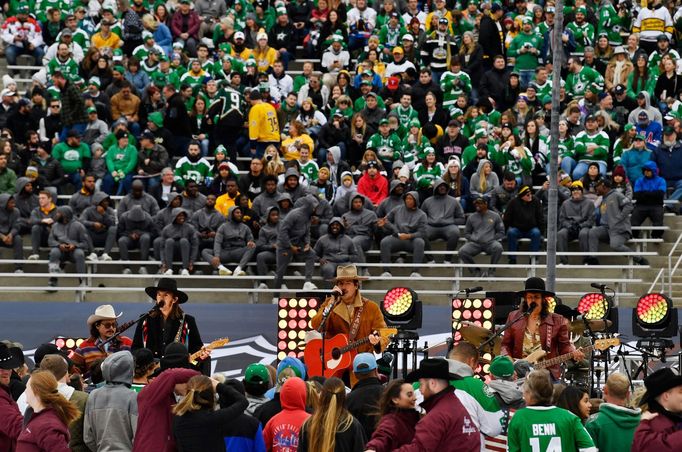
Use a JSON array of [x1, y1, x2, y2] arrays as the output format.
[[348, 304, 365, 342], [174, 314, 186, 343]]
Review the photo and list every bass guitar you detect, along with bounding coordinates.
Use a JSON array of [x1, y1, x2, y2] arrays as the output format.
[[190, 337, 230, 365], [525, 337, 620, 370], [305, 328, 397, 378]]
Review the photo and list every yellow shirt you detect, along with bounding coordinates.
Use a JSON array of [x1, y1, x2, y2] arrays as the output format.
[[215, 192, 238, 217], [281, 134, 314, 161], [91, 32, 122, 50], [248, 102, 280, 142], [253, 47, 278, 73]]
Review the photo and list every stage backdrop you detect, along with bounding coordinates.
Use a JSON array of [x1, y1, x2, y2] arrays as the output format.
[[0, 302, 657, 377]]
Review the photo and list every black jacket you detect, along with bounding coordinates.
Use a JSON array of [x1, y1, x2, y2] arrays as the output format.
[[478, 14, 505, 64], [253, 392, 282, 428], [503, 195, 545, 233], [462, 45, 485, 88], [479, 67, 509, 107], [132, 312, 203, 359], [318, 122, 350, 150], [164, 92, 192, 138], [345, 377, 384, 440]]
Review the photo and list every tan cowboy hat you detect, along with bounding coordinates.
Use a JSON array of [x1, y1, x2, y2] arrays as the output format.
[[87, 304, 122, 326], [328, 264, 369, 282]]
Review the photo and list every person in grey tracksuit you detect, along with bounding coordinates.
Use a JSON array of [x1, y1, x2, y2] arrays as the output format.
[[314, 217, 359, 283], [342, 192, 377, 267], [274, 194, 319, 289], [117, 205, 154, 273], [421, 178, 465, 256], [68, 175, 96, 216], [80, 191, 118, 259], [0, 194, 23, 271], [278, 167, 307, 204], [152, 192, 183, 261], [251, 175, 280, 221], [14, 177, 38, 233], [191, 193, 225, 254], [276, 192, 293, 221], [458, 196, 505, 277], [48, 205, 90, 286], [28, 187, 58, 256], [160, 208, 199, 273], [256, 206, 280, 288], [376, 180, 406, 218], [311, 197, 333, 240], [116, 179, 160, 220], [557, 183, 595, 265], [587, 180, 648, 265], [379, 191, 427, 276], [202, 205, 256, 276]]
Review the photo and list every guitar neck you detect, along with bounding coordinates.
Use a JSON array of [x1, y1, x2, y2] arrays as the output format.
[[533, 345, 593, 369], [116, 320, 136, 334], [339, 337, 370, 355]]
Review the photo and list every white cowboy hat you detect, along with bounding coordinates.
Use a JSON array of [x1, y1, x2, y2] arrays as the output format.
[[87, 304, 122, 326]]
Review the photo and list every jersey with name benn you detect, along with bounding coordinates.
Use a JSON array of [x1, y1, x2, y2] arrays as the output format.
[[507, 406, 596, 452]]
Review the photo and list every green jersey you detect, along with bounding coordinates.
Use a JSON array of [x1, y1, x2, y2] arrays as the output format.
[[508, 32, 543, 71], [298, 160, 319, 183], [440, 70, 472, 109], [565, 21, 595, 55], [394, 105, 419, 129], [508, 406, 596, 452], [501, 145, 533, 179], [366, 132, 402, 164], [413, 162, 444, 189], [47, 57, 80, 83], [574, 130, 610, 163], [52, 142, 91, 174], [354, 95, 386, 112], [597, 3, 624, 45], [174, 156, 212, 187], [565, 66, 604, 99]]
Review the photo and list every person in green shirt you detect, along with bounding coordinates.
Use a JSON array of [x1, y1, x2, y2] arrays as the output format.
[[508, 370, 597, 452], [366, 118, 402, 171], [102, 130, 138, 195], [572, 114, 610, 179], [508, 16, 544, 89], [51, 129, 91, 190], [565, 6, 595, 56], [565, 57, 604, 100]]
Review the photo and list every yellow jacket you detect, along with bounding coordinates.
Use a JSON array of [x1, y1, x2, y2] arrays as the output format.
[[248, 102, 280, 142]]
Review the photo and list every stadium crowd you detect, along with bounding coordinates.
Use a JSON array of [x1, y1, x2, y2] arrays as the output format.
[[0, 0, 681, 284], [2, 332, 682, 451]]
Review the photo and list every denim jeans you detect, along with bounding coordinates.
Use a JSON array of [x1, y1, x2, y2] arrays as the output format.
[[5, 44, 44, 65], [507, 227, 542, 262]]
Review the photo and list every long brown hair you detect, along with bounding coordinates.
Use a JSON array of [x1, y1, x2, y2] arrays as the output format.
[[28, 370, 80, 426], [377, 378, 406, 417], [303, 377, 354, 451], [172, 375, 215, 416]]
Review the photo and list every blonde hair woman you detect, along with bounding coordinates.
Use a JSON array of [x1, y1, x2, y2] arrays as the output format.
[[298, 377, 366, 451], [17, 370, 80, 451]]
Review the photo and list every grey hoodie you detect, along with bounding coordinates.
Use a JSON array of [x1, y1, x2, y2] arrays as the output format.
[[277, 194, 319, 248], [628, 91, 663, 126], [256, 206, 279, 250], [118, 205, 154, 237], [376, 180, 405, 218], [191, 203, 225, 233], [469, 159, 499, 196], [488, 379, 525, 408], [14, 177, 37, 219], [161, 208, 199, 257], [181, 191, 207, 213], [154, 192, 182, 235], [80, 192, 117, 231], [421, 178, 465, 226], [598, 188, 633, 235], [384, 191, 427, 237], [117, 191, 160, 220], [252, 185, 280, 220], [213, 206, 254, 254], [84, 351, 138, 452], [342, 193, 377, 238], [48, 206, 90, 250], [69, 188, 95, 217], [464, 208, 505, 245], [314, 217, 358, 262], [278, 167, 306, 203], [0, 193, 20, 236], [559, 195, 595, 230]]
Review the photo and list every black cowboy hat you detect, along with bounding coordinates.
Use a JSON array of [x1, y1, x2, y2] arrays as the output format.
[[145, 278, 188, 304], [518, 277, 555, 298], [640, 368, 682, 406], [0, 343, 21, 370], [406, 358, 459, 383]]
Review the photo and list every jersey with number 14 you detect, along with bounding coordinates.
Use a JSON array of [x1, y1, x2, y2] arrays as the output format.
[[507, 406, 596, 452]]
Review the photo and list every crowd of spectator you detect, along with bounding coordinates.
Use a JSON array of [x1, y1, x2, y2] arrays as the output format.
[[0, 0, 681, 284], [3, 335, 681, 451]]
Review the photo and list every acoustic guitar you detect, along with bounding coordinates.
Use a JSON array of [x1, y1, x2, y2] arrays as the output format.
[[189, 337, 230, 365], [525, 337, 620, 370], [305, 328, 397, 378]]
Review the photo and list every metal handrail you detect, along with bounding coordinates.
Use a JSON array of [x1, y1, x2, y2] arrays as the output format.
[[649, 267, 666, 294], [667, 233, 682, 294]]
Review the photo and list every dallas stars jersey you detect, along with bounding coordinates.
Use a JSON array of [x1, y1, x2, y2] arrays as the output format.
[[180, 70, 207, 90], [47, 57, 80, 82], [395, 105, 419, 128], [565, 66, 604, 99], [648, 49, 681, 77], [574, 130, 610, 163], [507, 406, 596, 452], [565, 21, 595, 55], [366, 132, 402, 163], [174, 156, 212, 187], [414, 162, 445, 188], [533, 79, 553, 99], [597, 3, 624, 45], [440, 70, 472, 109]]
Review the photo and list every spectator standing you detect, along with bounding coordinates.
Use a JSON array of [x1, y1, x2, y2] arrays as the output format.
[[631, 161, 666, 238], [345, 353, 384, 440], [0, 343, 23, 450], [248, 90, 280, 158], [51, 71, 88, 139], [263, 376, 310, 452], [478, 4, 505, 70], [365, 378, 419, 452]]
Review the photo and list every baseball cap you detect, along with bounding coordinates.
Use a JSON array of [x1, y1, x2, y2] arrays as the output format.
[[657, 34, 670, 42], [234, 31, 245, 40], [585, 114, 597, 122], [379, 118, 389, 125], [613, 84, 626, 95], [140, 129, 155, 140], [489, 356, 514, 379], [634, 133, 646, 141], [87, 106, 97, 114], [353, 353, 377, 374], [448, 119, 461, 127], [392, 46, 404, 54], [0, 88, 15, 97], [664, 126, 676, 135], [402, 34, 414, 42], [244, 363, 270, 384], [490, 3, 503, 13], [366, 160, 380, 168]]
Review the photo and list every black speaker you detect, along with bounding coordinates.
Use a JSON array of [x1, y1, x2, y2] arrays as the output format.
[[487, 291, 520, 324]]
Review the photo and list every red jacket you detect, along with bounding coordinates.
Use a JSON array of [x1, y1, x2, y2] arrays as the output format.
[[632, 410, 682, 451], [263, 377, 310, 452], [395, 389, 480, 452], [357, 173, 389, 206], [171, 10, 200, 39], [0, 386, 23, 451], [500, 310, 574, 380], [365, 408, 420, 452], [16, 408, 70, 452], [133, 368, 199, 452]]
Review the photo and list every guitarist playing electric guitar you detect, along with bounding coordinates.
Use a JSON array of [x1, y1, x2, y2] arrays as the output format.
[[500, 277, 585, 381], [309, 264, 389, 387]]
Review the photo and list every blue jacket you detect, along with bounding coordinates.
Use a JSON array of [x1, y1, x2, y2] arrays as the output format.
[[153, 24, 173, 55], [620, 148, 652, 183], [652, 141, 682, 182], [636, 121, 663, 151], [634, 161, 666, 206]]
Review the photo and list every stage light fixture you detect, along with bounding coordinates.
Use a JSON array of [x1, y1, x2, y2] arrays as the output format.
[[382, 287, 422, 330], [577, 293, 611, 320], [451, 297, 495, 376], [276, 297, 319, 361], [633, 293, 678, 338], [54, 337, 86, 351]]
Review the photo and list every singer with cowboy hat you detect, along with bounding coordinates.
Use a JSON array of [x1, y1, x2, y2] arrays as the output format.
[[71, 304, 133, 375], [500, 277, 584, 381], [309, 264, 389, 386], [132, 278, 210, 373]]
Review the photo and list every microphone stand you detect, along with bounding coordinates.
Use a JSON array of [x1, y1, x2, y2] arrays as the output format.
[[478, 310, 531, 354], [100, 304, 161, 349], [317, 294, 341, 374]]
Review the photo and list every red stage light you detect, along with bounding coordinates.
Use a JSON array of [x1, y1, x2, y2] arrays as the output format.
[[451, 297, 496, 376], [276, 297, 320, 361], [578, 293, 609, 320]]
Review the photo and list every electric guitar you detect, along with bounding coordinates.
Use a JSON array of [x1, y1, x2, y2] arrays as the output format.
[[189, 337, 230, 365], [525, 338, 620, 370], [305, 328, 398, 378]]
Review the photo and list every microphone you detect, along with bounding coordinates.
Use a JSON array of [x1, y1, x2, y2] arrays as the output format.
[[156, 300, 165, 309], [331, 289, 343, 298], [524, 302, 537, 315], [591, 283, 607, 291], [464, 286, 483, 294]]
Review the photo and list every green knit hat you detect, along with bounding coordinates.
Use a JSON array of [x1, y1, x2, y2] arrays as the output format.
[[148, 111, 164, 128]]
